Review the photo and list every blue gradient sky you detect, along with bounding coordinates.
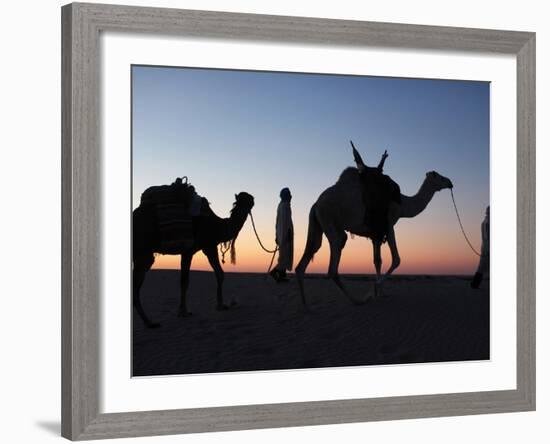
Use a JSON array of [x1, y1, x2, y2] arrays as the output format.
[[132, 65, 489, 274]]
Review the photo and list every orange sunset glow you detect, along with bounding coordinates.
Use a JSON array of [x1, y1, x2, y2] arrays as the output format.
[[150, 207, 480, 275]]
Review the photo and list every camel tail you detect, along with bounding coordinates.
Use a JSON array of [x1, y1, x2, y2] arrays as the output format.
[[295, 204, 323, 306]]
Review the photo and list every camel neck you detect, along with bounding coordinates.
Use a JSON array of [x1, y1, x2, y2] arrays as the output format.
[[225, 206, 249, 240], [399, 179, 436, 219]]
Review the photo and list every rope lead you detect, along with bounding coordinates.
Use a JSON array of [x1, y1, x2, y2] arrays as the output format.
[[249, 212, 279, 276], [450, 188, 481, 257], [249, 212, 278, 254]]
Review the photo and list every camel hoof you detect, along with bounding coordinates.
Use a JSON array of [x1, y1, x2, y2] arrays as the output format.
[[217, 301, 239, 311], [374, 282, 388, 299], [364, 287, 377, 302], [178, 310, 193, 318], [377, 286, 389, 299], [353, 298, 369, 306]]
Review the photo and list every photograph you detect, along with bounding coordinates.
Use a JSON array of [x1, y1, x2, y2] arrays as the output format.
[[131, 65, 490, 377]]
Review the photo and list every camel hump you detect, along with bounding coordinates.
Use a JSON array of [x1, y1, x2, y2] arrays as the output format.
[[140, 184, 174, 205], [362, 172, 401, 204], [380, 174, 401, 204]]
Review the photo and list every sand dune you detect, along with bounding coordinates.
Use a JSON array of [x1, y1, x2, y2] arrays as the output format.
[[132, 270, 489, 377]]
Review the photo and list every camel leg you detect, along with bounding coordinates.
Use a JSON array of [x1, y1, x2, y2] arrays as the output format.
[[295, 204, 323, 306], [204, 246, 230, 311], [371, 239, 383, 299], [326, 229, 363, 304], [133, 253, 159, 328], [377, 225, 401, 297], [178, 252, 193, 317]]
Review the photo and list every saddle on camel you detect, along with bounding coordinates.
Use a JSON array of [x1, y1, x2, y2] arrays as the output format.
[[139, 176, 207, 252], [350, 141, 401, 242]]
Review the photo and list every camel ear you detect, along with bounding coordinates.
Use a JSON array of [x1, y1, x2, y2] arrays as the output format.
[[350, 141, 366, 172]]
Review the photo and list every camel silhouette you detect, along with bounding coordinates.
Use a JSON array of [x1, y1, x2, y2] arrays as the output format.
[[295, 147, 453, 305], [133, 192, 255, 327]]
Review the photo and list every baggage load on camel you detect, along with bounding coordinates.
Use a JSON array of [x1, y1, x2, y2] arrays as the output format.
[[140, 184, 178, 205], [364, 172, 401, 205], [156, 203, 194, 252], [140, 177, 202, 214], [350, 142, 401, 243], [360, 172, 401, 243], [139, 177, 203, 251]]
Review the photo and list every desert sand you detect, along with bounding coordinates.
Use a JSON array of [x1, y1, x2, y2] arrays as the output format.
[[132, 270, 489, 377]]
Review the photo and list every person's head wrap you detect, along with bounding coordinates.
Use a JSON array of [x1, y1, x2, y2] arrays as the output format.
[[280, 187, 292, 201]]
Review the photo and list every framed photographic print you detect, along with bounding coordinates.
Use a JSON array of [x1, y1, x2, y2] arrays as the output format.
[[61, 2, 535, 440]]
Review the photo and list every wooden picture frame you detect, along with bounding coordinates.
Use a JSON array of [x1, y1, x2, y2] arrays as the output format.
[[61, 2, 535, 440]]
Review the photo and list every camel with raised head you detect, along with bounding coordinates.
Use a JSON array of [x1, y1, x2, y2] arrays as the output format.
[[295, 149, 453, 305], [133, 192, 255, 327]]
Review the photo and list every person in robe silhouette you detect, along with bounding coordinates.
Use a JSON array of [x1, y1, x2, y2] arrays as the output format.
[[270, 188, 294, 283]]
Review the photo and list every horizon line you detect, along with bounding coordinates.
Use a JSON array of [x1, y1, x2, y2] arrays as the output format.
[[149, 268, 474, 277]]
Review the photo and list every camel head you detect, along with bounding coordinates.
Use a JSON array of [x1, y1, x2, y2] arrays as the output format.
[[233, 192, 255, 213], [425, 171, 453, 191]]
